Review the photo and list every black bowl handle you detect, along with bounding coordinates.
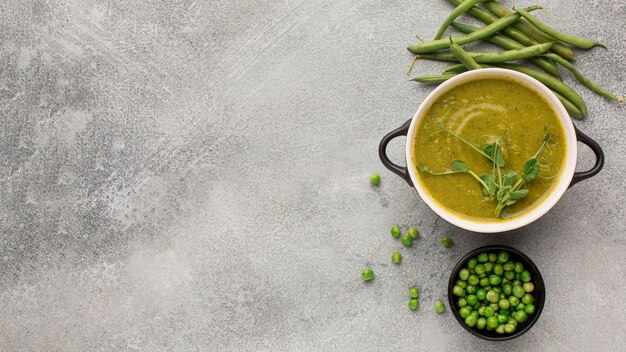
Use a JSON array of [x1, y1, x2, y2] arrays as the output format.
[[379, 119, 413, 186], [570, 126, 604, 188]]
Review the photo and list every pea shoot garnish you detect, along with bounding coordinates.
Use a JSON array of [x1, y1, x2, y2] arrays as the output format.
[[417, 121, 555, 218]]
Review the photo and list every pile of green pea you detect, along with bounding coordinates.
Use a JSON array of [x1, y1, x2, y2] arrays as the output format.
[[452, 250, 536, 335]]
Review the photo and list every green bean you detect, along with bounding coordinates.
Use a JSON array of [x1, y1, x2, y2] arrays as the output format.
[[408, 7, 541, 54], [552, 91, 585, 120], [542, 53, 624, 103], [488, 63, 588, 117], [515, 7, 606, 50], [450, 38, 481, 70], [450, 22, 561, 78], [416, 42, 554, 64], [482, 1, 575, 61], [435, 0, 490, 40], [441, 63, 587, 119], [448, 0, 547, 50], [409, 74, 457, 84]]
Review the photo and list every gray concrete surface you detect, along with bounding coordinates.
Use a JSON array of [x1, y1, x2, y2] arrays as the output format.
[[1, 0, 624, 351]]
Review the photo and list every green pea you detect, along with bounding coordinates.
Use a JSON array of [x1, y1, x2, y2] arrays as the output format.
[[479, 277, 490, 287], [409, 299, 419, 311], [497, 314, 508, 324], [468, 268, 475, 275], [499, 293, 506, 300], [504, 271, 515, 281], [484, 306, 495, 317], [456, 280, 467, 289], [520, 270, 532, 283], [521, 293, 534, 305], [493, 264, 504, 275], [516, 303, 525, 312], [497, 251, 509, 263], [493, 287, 501, 294], [474, 264, 486, 275], [495, 324, 505, 335], [523, 282, 535, 293], [467, 258, 478, 269], [488, 253, 498, 262], [503, 261, 515, 271], [458, 297, 467, 308], [514, 310, 528, 323], [504, 323, 516, 334], [513, 285, 525, 298], [486, 316, 499, 329], [500, 309, 510, 317], [477, 252, 489, 263], [468, 275, 479, 286], [489, 274, 502, 286], [391, 252, 402, 264], [501, 278, 510, 285], [476, 317, 487, 330], [390, 226, 400, 238], [441, 236, 453, 248], [475, 289, 486, 301], [508, 296, 519, 307], [465, 285, 477, 295], [361, 267, 374, 281], [489, 303, 500, 312], [498, 299, 510, 310], [370, 174, 381, 185], [459, 268, 470, 281], [473, 302, 481, 310], [514, 262, 524, 273], [435, 300, 446, 313], [408, 227, 419, 239], [507, 317, 518, 327], [478, 306, 486, 316], [465, 314, 478, 327], [484, 262, 494, 273], [459, 307, 471, 318], [515, 273, 521, 280], [502, 284, 512, 296], [409, 287, 419, 299], [478, 273, 486, 279], [486, 290, 499, 303], [524, 304, 535, 315], [401, 235, 413, 247], [512, 280, 522, 287], [466, 295, 478, 306], [470, 310, 479, 318], [453, 285, 465, 297]]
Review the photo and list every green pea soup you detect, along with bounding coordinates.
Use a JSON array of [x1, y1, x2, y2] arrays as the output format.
[[413, 78, 566, 221]]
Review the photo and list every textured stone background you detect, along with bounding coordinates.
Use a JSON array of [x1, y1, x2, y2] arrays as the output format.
[[1, 0, 624, 351]]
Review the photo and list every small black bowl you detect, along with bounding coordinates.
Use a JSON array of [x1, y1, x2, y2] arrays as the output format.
[[448, 245, 545, 341]]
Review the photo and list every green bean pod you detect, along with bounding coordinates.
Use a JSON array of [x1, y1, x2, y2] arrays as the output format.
[[450, 38, 482, 70], [441, 63, 585, 119], [482, 1, 575, 61], [450, 22, 561, 77], [542, 53, 624, 103], [489, 63, 588, 117], [416, 42, 554, 64], [435, 0, 490, 40], [409, 74, 458, 84], [515, 7, 606, 49], [408, 7, 541, 54]]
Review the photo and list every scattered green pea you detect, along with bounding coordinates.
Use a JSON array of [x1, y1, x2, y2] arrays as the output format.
[[441, 236, 453, 248], [361, 267, 374, 281], [390, 226, 400, 238], [409, 299, 419, 311], [391, 252, 402, 264], [401, 235, 413, 247], [370, 174, 381, 185], [408, 227, 419, 239], [409, 287, 419, 299], [435, 300, 446, 313]]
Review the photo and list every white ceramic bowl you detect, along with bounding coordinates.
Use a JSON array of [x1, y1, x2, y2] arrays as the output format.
[[380, 68, 603, 233]]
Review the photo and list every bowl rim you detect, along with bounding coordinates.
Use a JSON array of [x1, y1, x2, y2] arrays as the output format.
[[447, 245, 546, 341], [405, 68, 577, 233]]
